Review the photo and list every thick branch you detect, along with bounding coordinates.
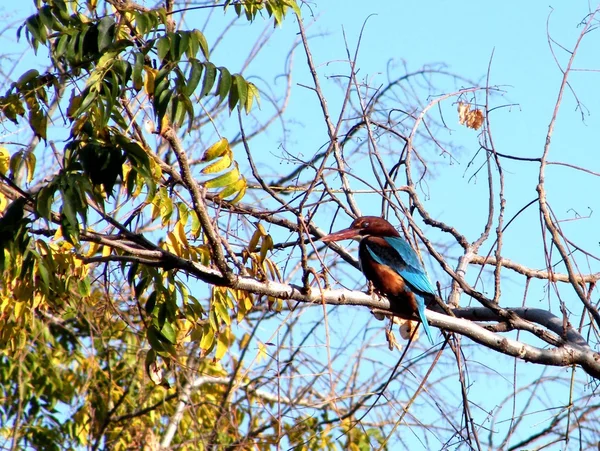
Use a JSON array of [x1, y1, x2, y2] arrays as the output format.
[[127, 251, 600, 379], [161, 127, 234, 282]]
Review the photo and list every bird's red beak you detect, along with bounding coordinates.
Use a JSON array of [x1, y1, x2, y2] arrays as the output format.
[[320, 227, 359, 242]]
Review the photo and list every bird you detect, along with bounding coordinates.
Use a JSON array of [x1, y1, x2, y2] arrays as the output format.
[[321, 216, 435, 344]]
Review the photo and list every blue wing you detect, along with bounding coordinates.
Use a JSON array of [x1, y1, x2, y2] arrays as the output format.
[[380, 237, 436, 295], [366, 237, 435, 344]]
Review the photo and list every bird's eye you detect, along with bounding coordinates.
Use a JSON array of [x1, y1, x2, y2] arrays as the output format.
[[361, 222, 369, 229]]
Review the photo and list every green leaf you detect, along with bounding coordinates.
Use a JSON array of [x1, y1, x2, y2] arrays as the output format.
[[194, 29, 210, 60], [217, 67, 232, 103], [205, 164, 240, 189], [74, 90, 98, 117], [168, 32, 181, 61], [147, 326, 176, 356], [25, 152, 36, 183], [177, 31, 189, 61], [182, 95, 194, 133], [135, 11, 149, 35], [185, 59, 203, 97], [55, 33, 69, 58], [26, 14, 47, 49], [172, 95, 186, 128], [160, 321, 176, 344], [29, 108, 47, 140], [228, 182, 247, 204], [16, 69, 40, 88], [36, 185, 55, 220], [154, 87, 172, 126], [145, 291, 157, 314], [233, 74, 248, 111], [200, 62, 217, 98], [37, 258, 51, 290], [157, 36, 170, 62], [282, 0, 302, 17], [228, 79, 239, 111], [38, 6, 55, 32], [134, 273, 150, 298], [78, 277, 91, 297], [97, 16, 115, 53]]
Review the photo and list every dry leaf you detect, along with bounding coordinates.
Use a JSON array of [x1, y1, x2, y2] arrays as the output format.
[[385, 328, 402, 351], [458, 102, 470, 124], [398, 318, 420, 341], [457, 102, 484, 130], [147, 361, 163, 385]]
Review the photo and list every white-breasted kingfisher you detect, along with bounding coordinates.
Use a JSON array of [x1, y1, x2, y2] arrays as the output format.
[[321, 216, 435, 344]]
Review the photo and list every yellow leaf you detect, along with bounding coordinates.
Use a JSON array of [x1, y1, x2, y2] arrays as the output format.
[[214, 299, 231, 326], [25, 152, 36, 183], [259, 234, 273, 263], [202, 138, 229, 161], [215, 328, 233, 360], [248, 228, 262, 254], [265, 258, 282, 282], [85, 241, 100, 257], [205, 165, 240, 189], [243, 294, 253, 311], [53, 226, 63, 241], [0, 147, 9, 175], [217, 177, 246, 201], [202, 152, 232, 174], [32, 294, 43, 309], [166, 231, 181, 255], [257, 341, 268, 363], [0, 192, 7, 213], [199, 326, 215, 351], [239, 333, 250, 350], [144, 66, 158, 96], [150, 157, 162, 180], [13, 301, 26, 319], [228, 182, 246, 204], [122, 163, 131, 180], [174, 220, 189, 248], [245, 82, 260, 113]]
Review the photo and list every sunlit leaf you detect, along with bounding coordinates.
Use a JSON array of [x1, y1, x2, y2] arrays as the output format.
[[0, 148, 9, 175], [457, 102, 484, 130], [201, 138, 229, 161], [204, 165, 240, 189]]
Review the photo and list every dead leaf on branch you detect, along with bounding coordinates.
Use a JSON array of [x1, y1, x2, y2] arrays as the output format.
[[458, 102, 484, 130]]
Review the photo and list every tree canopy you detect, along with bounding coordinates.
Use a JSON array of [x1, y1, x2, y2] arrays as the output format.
[[1, 1, 600, 450]]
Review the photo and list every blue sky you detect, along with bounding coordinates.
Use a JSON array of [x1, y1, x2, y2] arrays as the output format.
[[3, 0, 600, 448]]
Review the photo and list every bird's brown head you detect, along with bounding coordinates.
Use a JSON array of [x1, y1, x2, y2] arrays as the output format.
[[320, 216, 400, 242]]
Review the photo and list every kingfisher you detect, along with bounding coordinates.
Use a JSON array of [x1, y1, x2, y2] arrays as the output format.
[[321, 216, 435, 344]]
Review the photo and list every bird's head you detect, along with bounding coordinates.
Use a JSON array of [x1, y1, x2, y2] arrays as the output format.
[[321, 216, 400, 242]]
